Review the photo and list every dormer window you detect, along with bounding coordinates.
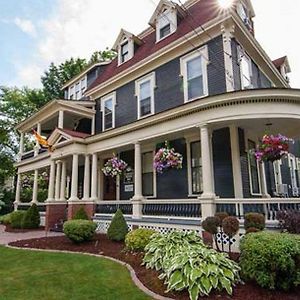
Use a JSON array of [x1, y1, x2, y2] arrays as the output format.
[[120, 41, 129, 64]]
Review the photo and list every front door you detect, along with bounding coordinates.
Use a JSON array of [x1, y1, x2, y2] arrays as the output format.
[[103, 175, 116, 200]]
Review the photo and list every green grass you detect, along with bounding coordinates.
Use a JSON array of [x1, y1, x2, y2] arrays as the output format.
[[0, 246, 152, 300]]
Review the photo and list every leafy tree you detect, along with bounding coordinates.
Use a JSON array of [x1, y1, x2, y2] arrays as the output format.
[[88, 49, 116, 65]]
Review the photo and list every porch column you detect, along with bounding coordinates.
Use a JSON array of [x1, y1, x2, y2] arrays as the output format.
[[19, 132, 24, 161], [47, 160, 56, 202], [83, 154, 90, 201], [259, 163, 271, 198], [91, 115, 95, 135], [199, 124, 215, 218], [60, 160, 67, 201], [55, 161, 62, 200], [90, 153, 98, 201], [58, 110, 64, 129], [34, 123, 41, 156], [14, 173, 22, 210], [230, 125, 243, 198], [31, 169, 39, 203], [69, 153, 79, 201], [132, 142, 143, 219]]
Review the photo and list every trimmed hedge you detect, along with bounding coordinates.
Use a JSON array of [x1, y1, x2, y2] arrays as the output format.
[[21, 204, 40, 229], [73, 207, 89, 220], [10, 211, 27, 229], [244, 213, 265, 231], [0, 212, 13, 225], [240, 231, 300, 290], [107, 209, 128, 241], [125, 228, 156, 251], [63, 220, 97, 243]]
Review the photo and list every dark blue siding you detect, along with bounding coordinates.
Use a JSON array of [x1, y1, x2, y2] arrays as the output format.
[[212, 128, 234, 198], [87, 66, 105, 88], [156, 138, 188, 199]]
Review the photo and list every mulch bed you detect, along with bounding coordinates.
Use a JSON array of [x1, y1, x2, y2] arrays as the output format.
[[4, 225, 45, 233], [9, 234, 300, 300]]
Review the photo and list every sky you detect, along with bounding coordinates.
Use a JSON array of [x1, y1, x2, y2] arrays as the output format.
[[0, 0, 299, 89]]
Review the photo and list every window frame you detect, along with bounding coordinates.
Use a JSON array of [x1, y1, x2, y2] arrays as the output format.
[[118, 37, 134, 66], [156, 7, 177, 42], [238, 47, 253, 90], [101, 92, 116, 131], [180, 46, 209, 103], [135, 72, 156, 119]]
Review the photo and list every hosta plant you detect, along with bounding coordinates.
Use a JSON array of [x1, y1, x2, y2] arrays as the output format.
[[142, 231, 241, 300]]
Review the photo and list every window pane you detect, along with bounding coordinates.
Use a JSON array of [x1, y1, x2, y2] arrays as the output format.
[[140, 98, 151, 116], [160, 23, 171, 39], [104, 99, 113, 130], [140, 80, 151, 100], [104, 99, 113, 112], [142, 152, 153, 174], [142, 152, 153, 196], [187, 56, 202, 80], [186, 56, 204, 100], [241, 56, 251, 87], [191, 141, 202, 194], [139, 80, 152, 117], [121, 42, 128, 54], [104, 113, 112, 129], [188, 76, 203, 100]]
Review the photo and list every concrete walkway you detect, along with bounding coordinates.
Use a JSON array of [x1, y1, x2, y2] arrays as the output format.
[[0, 225, 63, 245]]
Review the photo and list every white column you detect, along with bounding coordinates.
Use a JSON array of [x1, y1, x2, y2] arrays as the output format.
[[230, 125, 244, 198], [32, 169, 39, 203], [58, 110, 64, 129], [69, 153, 79, 201], [90, 153, 98, 201], [14, 173, 22, 209], [60, 161, 67, 201], [132, 142, 143, 219], [83, 154, 90, 201], [259, 162, 271, 198], [34, 123, 41, 156], [55, 161, 62, 200], [47, 160, 56, 202], [66, 176, 71, 199], [19, 132, 24, 156], [91, 115, 95, 135], [199, 124, 215, 219]]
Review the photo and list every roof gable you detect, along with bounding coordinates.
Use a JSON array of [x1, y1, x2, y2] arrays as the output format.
[[48, 128, 89, 147], [112, 29, 143, 51]]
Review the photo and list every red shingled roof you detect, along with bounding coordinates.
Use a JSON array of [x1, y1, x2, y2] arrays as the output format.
[[272, 56, 287, 69], [61, 128, 90, 139], [86, 0, 219, 93]]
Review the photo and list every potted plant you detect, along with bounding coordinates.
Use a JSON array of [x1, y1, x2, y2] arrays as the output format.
[[102, 155, 128, 177]]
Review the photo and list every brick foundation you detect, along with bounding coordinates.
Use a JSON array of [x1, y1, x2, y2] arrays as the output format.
[[45, 203, 67, 231], [67, 203, 95, 220]]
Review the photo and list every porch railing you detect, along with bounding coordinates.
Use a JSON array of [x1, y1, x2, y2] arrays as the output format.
[[215, 198, 300, 221], [95, 201, 133, 215], [16, 202, 46, 212]]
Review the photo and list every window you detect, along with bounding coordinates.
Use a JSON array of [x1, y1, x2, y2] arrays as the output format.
[[248, 140, 260, 194], [67, 76, 87, 100], [239, 47, 252, 89], [120, 41, 129, 64], [156, 8, 177, 42], [101, 93, 116, 131], [180, 46, 208, 102], [69, 85, 75, 100], [75, 82, 80, 100], [190, 141, 202, 194], [136, 73, 155, 119], [142, 152, 154, 196]]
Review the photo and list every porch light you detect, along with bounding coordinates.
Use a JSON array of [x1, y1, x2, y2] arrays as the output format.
[[218, 0, 234, 9]]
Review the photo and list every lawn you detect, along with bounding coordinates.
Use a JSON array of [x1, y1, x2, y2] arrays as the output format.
[[0, 246, 151, 300]]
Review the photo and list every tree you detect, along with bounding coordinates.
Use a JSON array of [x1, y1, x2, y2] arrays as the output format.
[[88, 49, 117, 65]]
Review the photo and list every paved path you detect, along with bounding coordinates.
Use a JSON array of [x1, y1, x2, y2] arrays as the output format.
[[0, 225, 63, 245]]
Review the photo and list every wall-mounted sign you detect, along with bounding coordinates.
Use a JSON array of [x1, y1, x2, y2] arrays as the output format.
[[124, 167, 134, 184], [124, 184, 134, 192]]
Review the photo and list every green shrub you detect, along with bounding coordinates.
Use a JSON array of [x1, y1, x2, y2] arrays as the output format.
[[10, 211, 27, 229], [143, 231, 241, 300], [244, 213, 265, 231], [125, 228, 156, 251], [73, 207, 89, 220], [0, 212, 13, 225], [107, 209, 128, 241], [21, 204, 40, 229], [240, 231, 300, 290], [63, 220, 97, 243]]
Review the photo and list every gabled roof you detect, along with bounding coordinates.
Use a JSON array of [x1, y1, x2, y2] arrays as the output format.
[[272, 56, 291, 73], [47, 128, 89, 147], [148, 0, 185, 27], [112, 29, 143, 51], [86, 0, 218, 94]]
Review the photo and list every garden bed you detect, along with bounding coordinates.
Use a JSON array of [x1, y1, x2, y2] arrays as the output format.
[[9, 234, 300, 300], [4, 224, 45, 233]]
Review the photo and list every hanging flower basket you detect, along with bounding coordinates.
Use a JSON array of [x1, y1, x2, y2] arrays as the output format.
[[254, 134, 294, 163], [154, 142, 183, 174], [102, 156, 128, 177]]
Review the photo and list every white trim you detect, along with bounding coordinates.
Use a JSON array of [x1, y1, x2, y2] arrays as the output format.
[[238, 46, 253, 90], [101, 92, 116, 131], [273, 159, 282, 193], [180, 45, 209, 103], [118, 38, 134, 66], [68, 75, 87, 100], [156, 7, 177, 43], [135, 72, 156, 119]]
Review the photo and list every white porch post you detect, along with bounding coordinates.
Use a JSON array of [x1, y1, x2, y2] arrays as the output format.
[[55, 161, 62, 200], [47, 160, 56, 202], [32, 169, 39, 203], [199, 124, 215, 218], [14, 173, 22, 210], [34, 123, 41, 156], [83, 154, 90, 201], [58, 110, 64, 129], [60, 160, 67, 201], [259, 162, 271, 198], [69, 153, 79, 201], [91, 115, 95, 135], [19, 132, 24, 161], [230, 125, 244, 198], [132, 142, 144, 219], [90, 153, 98, 201]]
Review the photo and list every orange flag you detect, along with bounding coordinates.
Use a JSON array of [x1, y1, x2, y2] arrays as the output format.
[[32, 129, 54, 152]]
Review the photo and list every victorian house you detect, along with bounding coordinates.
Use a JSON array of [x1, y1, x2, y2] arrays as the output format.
[[14, 0, 300, 234]]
